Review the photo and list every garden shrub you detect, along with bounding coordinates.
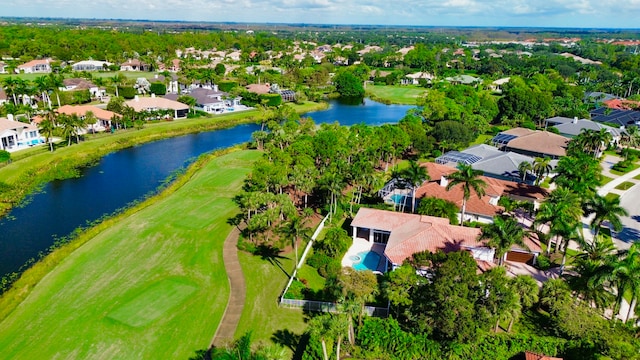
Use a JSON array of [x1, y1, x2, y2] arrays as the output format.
[[259, 93, 282, 107], [150, 82, 166, 95], [283, 279, 306, 300], [218, 80, 237, 92], [118, 86, 137, 99], [0, 150, 10, 163]]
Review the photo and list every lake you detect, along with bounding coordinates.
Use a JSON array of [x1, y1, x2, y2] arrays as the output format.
[[0, 99, 413, 276]]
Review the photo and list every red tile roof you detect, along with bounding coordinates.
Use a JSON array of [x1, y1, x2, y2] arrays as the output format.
[[57, 105, 121, 121], [415, 162, 548, 218], [502, 128, 569, 157], [604, 98, 640, 110], [351, 208, 484, 264], [525, 351, 562, 360]]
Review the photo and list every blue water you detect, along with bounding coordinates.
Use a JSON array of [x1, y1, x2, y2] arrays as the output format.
[[0, 99, 413, 276], [353, 251, 382, 272], [390, 194, 405, 205]]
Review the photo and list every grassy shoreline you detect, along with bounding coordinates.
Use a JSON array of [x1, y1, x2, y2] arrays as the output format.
[[0, 148, 261, 358], [0, 101, 327, 216]]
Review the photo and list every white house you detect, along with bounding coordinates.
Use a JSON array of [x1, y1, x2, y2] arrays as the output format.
[[0, 115, 43, 151], [16, 59, 52, 74], [71, 60, 111, 72]]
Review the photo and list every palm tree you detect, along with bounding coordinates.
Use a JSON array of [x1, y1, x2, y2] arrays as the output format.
[[38, 110, 56, 152], [1, 76, 19, 105], [535, 188, 583, 254], [622, 126, 640, 149], [532, 157, 552, 186], [445, 163, 487, 226], [481, 215, 529, 266], [517, 160, 532, 183], [583, 194, 629, 237], [613, 244, 640, 322], [279, 214, 309, 274], [400, 160, 429, 213]]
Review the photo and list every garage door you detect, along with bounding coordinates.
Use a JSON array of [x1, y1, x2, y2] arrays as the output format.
[[506, 251, 534, 263]]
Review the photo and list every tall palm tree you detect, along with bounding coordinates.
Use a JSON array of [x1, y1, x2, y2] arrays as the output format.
[[279, 214, 309, 273], [400, 160, 429, 213], [38, 110, 56, 152], [1, 76, 19, 105], [535, 188, 583, 254], [532, 157, 552, 186], [622, 126, 640, 149], [613, 244, 640, 322], [445, 163, 487, 226], [481, 215, 529, 266], [583, 194, 629, 236], [517, 160, 532, 183]]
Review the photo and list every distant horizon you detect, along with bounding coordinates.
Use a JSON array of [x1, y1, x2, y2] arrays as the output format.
[[3, 16, 640, 33], [5, 0, 640, 30]]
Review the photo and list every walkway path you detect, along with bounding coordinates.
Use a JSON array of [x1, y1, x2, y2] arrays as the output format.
[[211, 225, 246, 348]]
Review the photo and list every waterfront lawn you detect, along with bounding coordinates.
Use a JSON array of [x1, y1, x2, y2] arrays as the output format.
[[365, 85, 426, 105], [0, 150, 261, 359]]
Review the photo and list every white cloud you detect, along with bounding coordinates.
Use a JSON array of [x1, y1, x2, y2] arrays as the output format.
[[3, 0, 640, 28]]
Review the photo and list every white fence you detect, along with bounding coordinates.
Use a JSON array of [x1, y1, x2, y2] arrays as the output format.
[[278, 214, 389, 318], [280, 298, 389, 317], [279, 213, 329, 304]]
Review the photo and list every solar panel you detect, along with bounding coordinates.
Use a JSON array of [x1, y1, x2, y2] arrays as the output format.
[[491, 133, 518, 145]]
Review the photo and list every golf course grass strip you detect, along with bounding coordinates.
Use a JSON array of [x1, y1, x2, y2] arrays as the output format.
[[0, 150, 261, 359]]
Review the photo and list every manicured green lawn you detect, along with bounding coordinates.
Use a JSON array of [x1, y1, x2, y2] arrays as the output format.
[[615, 181, 636, 191], [365, 85, 425, 105], [236, 250, 310, 349], [605, 193, 620, 201], [610, 163, 640, 176], [600, 175, 614, 186], [0, 150, 261, 359]]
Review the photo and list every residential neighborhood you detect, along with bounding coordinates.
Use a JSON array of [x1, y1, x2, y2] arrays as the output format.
[[2, 21, 640, 360]]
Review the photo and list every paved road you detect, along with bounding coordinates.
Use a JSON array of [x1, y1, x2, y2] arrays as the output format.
[[615, 183, 640, 250]]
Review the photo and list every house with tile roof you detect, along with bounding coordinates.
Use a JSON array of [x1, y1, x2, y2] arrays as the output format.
[[125, 95, 189, 119], [165, 86, 241, 114], [546, 116, 622, 142], [56, 105, 121, 132], [0, 116, 43, 151], [350, 207, 542, 269], [61, 78, 105, 99], [414, 162, 548, 223], [16, 58, 52, 74], [436, 144, 538, 183], [493, 128, 569, 159], [71, 60, 111, 72], [120, 59, 150, 72]]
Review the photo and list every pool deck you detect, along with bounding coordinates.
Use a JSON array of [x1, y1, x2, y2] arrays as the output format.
[[342, 237, 388, 273]]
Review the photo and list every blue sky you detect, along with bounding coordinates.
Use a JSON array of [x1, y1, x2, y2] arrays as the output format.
[[4, 0, 640, 29]]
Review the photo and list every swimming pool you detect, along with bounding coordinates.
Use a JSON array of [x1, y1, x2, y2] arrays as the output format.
[[352, 251, 381, 272], [390, 193, 405, 205]]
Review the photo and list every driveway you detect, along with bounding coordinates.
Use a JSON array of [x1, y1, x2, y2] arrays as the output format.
[[596, 155, 640, 250]]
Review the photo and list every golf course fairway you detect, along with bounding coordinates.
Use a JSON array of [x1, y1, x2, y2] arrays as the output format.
[[0, 149, 261, 359]]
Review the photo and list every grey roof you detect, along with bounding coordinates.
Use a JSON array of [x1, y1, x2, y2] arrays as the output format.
[[166, 87, 227, 106], [554, 119, 622, 137], [471, 152, 534, 180], [585, 92, 618, 103], [545, 116, 577, 126]]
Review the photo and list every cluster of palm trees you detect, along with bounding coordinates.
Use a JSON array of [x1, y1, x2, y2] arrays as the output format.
[[37, 109, 98, 150], [1, 74, 64, 111], [517, 157, 553, 185]]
